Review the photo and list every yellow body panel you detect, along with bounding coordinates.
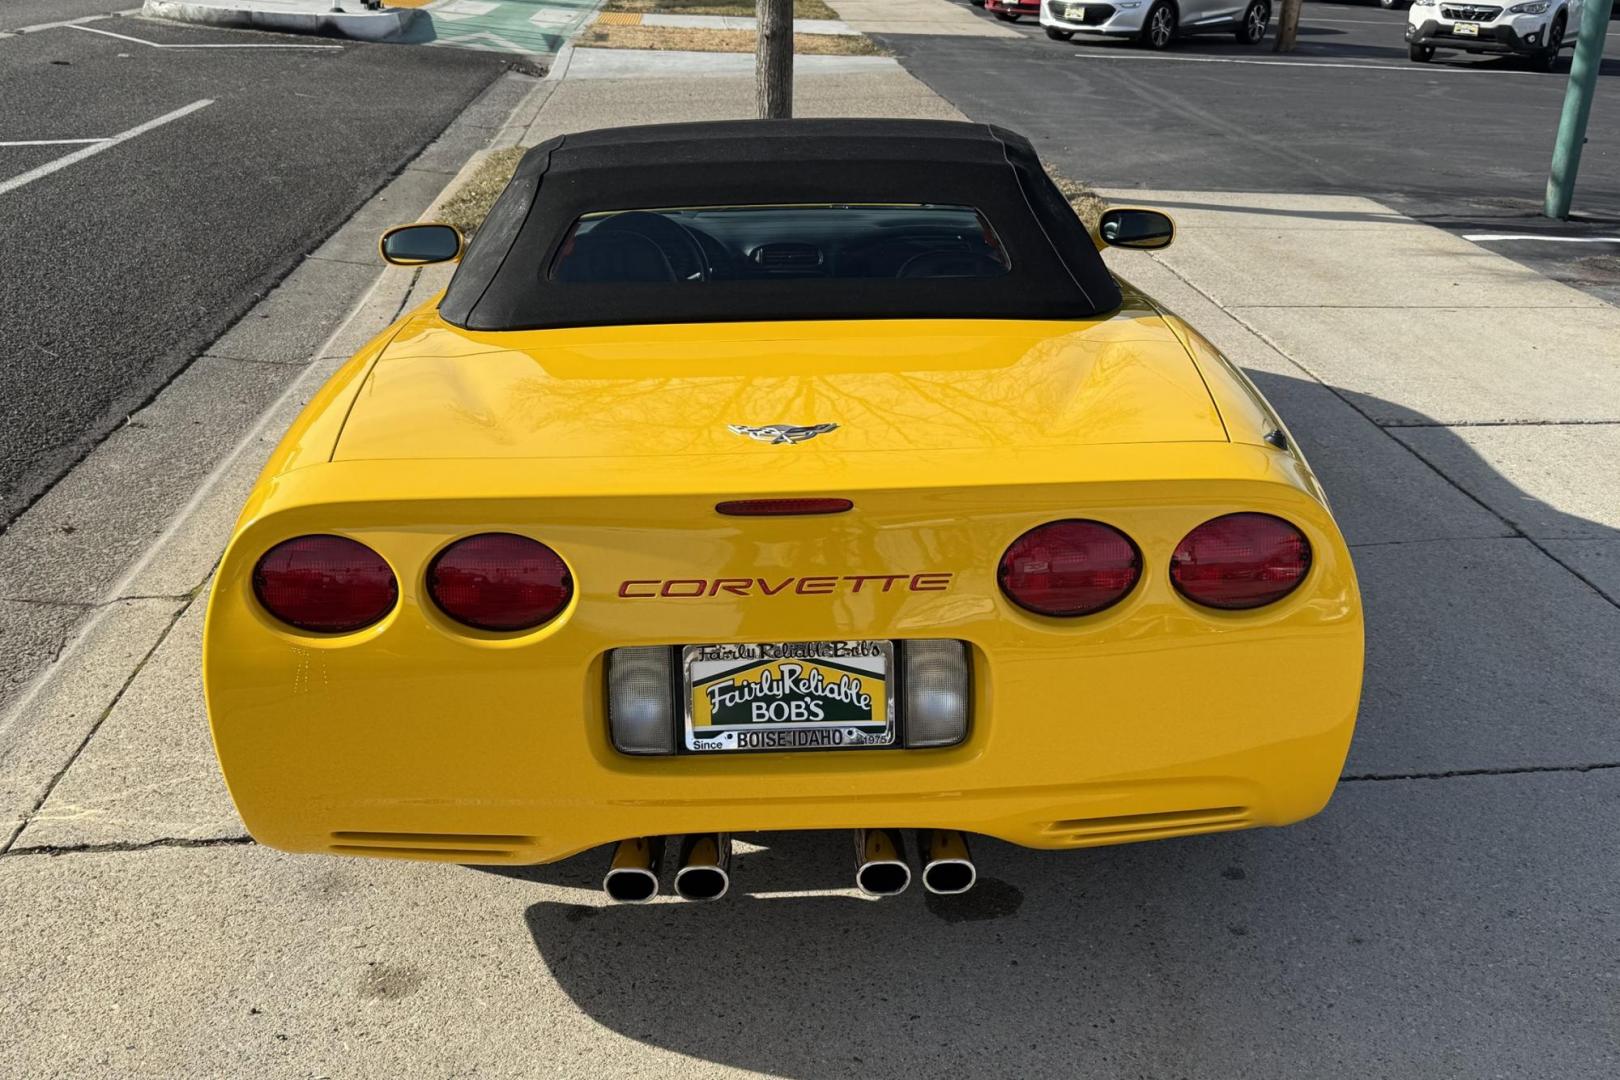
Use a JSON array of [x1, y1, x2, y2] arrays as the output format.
[[204, 286, 1363, 865]]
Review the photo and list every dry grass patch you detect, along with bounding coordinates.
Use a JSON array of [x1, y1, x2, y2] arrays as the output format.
[[580, 24, 882, 53], [435, 146, 525, 236], [1051, 173, 1107, 230], [604, 0, 840, 18]]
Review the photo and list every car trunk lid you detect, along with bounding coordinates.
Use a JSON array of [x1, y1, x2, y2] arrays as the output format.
[[332, 302, 1226, 470]]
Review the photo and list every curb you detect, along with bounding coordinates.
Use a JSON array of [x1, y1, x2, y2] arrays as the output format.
[[562, 48, 900, 80], [141, 0, 427, 42]]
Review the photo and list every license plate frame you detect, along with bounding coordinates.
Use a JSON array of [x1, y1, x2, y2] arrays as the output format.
[[1453, 21, 1479, 35], [1064, 3, 1087, 19], [682, 640, 896, 754]]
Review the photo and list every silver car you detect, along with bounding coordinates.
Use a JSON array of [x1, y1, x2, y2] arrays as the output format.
[[1039, 0, 1272, 48]]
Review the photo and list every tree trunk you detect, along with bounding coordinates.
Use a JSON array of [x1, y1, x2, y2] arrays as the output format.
[[1273, 0, 1301, 52], [757, 0, 793, 118]]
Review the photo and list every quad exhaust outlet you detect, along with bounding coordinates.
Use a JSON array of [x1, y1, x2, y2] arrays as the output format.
[[674, 833, 732, 901], [920, 829, 977, 895], [853, 828, 912, 897], [602, 829, 977, 902], [603, 836, 663, 903]]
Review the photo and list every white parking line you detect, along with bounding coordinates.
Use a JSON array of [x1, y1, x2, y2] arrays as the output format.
[[0, 139, 109, 146], [1070, 50, 1540, 75], [70, 23, 345, 49], [0, 100, 211, 197], [1464, 233, 1620, 244]]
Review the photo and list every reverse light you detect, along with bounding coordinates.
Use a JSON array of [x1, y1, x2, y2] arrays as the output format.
[[253, 535, 397, 633], [997, 520, 1142, 617], [1171, 513, 1312, 610], [608, 646, 677, 755], [427, 533, 572, 631], [901, 640, 970, 748]]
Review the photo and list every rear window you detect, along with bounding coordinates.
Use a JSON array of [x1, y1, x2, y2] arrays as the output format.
[[549, 204, 1011, 285]]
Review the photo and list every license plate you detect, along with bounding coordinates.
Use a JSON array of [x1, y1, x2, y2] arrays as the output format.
[[683, 640, 894, 753], [1454, 21, 1479, 35], [1065, 3, 1086, 18]]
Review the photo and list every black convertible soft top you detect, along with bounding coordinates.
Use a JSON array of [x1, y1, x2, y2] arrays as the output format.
[[438, 119, 1122, 331]]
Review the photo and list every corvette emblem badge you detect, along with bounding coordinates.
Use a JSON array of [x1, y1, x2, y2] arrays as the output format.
[[727, 423, 839, 445]]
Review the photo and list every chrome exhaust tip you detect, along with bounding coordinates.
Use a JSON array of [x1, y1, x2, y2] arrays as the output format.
[[920, 829, 977, 895], [603, 836, 663, 903], [854, 828, 912, 897], [674, 833, 732, 902]]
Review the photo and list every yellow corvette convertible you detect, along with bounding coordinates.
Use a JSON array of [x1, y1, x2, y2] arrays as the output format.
[[204, 120, 1362, 902]]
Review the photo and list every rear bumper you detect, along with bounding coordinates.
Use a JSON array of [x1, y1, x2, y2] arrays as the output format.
[[205, 454, 1363, 865]]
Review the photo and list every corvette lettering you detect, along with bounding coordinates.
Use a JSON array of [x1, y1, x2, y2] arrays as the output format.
[[618, 574, 952, 598]]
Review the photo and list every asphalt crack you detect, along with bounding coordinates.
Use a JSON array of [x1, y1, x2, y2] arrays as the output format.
[[2, 836, 254, 859], [1343, 762, 1620, 783]]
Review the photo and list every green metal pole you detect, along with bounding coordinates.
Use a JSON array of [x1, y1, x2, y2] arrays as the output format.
[[1545, 0, 1616, 219]]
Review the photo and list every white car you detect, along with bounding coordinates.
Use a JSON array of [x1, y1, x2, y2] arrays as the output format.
[[1039, 0, 1272, 48], [1406, 0, 1581, 69]]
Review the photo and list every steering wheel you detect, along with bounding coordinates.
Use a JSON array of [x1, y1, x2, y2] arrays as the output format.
[[591, 211, 709, 281]]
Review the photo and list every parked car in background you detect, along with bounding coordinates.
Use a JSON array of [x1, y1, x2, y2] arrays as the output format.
[[987, 0, 1041, 19], [1406, 0, 1580, 69], [1039, 0, 1272, 48]]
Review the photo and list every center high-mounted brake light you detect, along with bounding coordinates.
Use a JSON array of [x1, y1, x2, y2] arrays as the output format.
[[716, 498, 854, 516]]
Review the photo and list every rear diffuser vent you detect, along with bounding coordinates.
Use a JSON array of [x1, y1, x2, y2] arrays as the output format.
[[1041, 806, 1250, 847], [328, 830, 533, 860]]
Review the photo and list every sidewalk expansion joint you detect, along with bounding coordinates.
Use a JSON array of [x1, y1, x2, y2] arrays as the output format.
[[1227, 303, 1604, 310], [1345, 535, 1522, 551], [1342, 761, 1620, 783], [304, 252, 379, 270], [1380, 418, 1620, 428], [0, 600, 190, 856], [1, 835, 254, 859]]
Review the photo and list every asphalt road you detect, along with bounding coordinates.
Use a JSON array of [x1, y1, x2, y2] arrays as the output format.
[[879, 0, 1620, 300], [0, 16, 510, 529]]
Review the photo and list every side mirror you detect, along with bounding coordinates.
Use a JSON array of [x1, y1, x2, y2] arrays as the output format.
[[1097, 207, 1175, 251], [379, 222, 463, 266]]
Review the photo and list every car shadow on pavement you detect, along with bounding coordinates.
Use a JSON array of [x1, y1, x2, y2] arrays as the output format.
[[478, 374, 1617, 1077]]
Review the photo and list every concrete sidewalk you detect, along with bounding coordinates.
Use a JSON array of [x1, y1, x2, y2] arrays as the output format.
[[2, 51, 1618, 1080], [559, 46, 900, 78], [604, 12, 860, 35], [823, 0, 1019, 37]]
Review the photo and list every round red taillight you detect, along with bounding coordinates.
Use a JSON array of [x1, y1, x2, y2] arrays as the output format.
[[1171, 513, 1311, 610], [253, 535, 397, 633], [998, 520, 1142, 617], [427, 533, 573, 632]]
